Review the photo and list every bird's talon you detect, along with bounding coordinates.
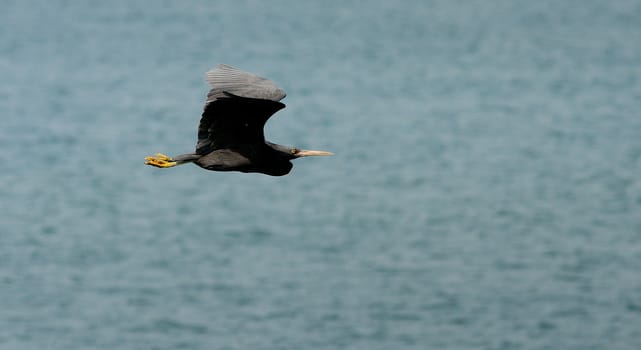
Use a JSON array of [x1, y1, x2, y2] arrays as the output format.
[[144, 153, 177, 168]]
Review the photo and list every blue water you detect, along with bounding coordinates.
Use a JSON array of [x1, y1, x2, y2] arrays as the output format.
[[2, 0, 641, 349]]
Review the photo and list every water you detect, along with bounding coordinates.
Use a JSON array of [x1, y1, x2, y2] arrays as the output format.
[[1, 0, 641, 349]]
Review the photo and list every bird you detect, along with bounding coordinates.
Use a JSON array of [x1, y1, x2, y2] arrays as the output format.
[[144, 64, 332, 176]]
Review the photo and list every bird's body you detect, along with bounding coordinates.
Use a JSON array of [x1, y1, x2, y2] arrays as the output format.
[[145, 64, 332, 176]]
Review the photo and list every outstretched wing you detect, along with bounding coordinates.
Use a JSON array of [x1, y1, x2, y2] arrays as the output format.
[[196, 64, 286, 154], [204, 64, 286, 102]]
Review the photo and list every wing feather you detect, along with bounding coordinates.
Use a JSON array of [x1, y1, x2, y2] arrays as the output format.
[[196, 64, 287, 155], [204, 64, 286, 105]]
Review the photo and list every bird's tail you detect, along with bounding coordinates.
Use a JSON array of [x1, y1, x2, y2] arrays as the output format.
[[144, 153, 201, 168]]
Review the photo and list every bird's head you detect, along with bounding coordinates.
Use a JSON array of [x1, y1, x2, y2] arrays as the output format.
[[267, 142, 333, 160], [287, 147, 334, 159]]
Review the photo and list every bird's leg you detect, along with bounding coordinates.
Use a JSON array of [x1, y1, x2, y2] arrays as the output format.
[[144, 153, 177, 168]]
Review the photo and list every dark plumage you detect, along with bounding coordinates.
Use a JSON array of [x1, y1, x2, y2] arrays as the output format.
[[145, 64, 332, 176]]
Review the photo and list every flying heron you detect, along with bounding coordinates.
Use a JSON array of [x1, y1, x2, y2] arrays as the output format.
[[144, 64, 332, 176]]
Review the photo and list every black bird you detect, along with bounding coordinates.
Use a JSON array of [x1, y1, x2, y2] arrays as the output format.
[[145, 64, 332, 176]]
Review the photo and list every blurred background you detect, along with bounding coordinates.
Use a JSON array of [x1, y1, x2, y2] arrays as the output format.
[[1, 0, 640, 349]]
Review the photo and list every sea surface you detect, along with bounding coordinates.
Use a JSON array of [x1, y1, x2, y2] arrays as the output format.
[[1, 1, 641, 349]]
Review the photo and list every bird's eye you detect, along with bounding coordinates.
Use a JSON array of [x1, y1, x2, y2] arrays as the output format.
[[290, 148, 298, 155]]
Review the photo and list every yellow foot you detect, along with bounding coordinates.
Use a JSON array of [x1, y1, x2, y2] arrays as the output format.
[[144, 153, 177, 168]]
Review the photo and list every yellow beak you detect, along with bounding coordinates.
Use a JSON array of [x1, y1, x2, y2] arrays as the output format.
[[294, 149, 334, 157]]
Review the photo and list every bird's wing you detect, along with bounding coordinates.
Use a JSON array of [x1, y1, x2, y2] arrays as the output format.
[[196, 64, 286, 154], [204, 64, 286, 103]]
